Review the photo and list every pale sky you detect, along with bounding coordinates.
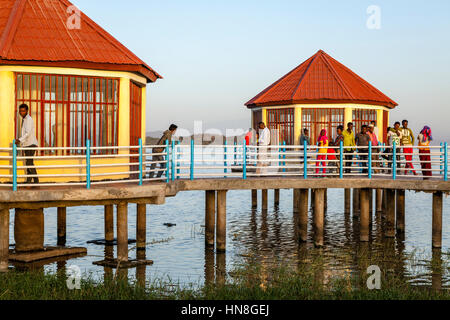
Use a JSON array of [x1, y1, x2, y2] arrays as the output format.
[[75, 0, 450, 141]]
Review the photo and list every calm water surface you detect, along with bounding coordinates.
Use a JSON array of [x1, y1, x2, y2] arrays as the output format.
[[8, 189, 450, 289]]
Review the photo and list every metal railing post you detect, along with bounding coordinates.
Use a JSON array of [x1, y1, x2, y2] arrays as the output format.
[[234, 141, 237, 166], [440, 142, 444, 176], [171, 140, 176, 181], [444, 142, 448, 181], [139, 138, 143, 186], [12, 140, 17, 191], [190, 139, 194, 180], [243, 142, 247, 180], [393, 142, 397, 180], [224, 140, 227, 178], [282, 141, 286, 173], [339, 140, 343, 179], [86, 140, 91, 189], [176, 141, 181, 178], [368, 141, 372, 179], [165, 140, 170, 183], [303, 140, 308, 179]]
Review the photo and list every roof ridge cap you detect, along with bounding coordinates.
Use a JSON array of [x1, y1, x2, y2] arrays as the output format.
[[290, 51, 319, 100], [0, 0, 28, 57], [320, 53, 355, 99]]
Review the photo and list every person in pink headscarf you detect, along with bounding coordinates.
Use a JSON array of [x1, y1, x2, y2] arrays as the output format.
[[316, 129, 328, 176], [418, 125, 433, 179]]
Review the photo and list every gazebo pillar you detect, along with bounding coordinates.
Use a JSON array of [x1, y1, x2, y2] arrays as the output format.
[[294, 106, 302, 145], [344, 107, 353, 127]]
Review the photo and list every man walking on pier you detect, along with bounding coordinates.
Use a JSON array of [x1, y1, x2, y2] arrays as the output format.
[[356, 125, 371, 174], [256, 122, 271, 175], [343, 122, 356, 174], [16, 104, 39, 184], [149, 124, 178, 179], [400, 120, 417, 176]]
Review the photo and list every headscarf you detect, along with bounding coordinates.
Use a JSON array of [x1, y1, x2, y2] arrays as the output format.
[[318, 129, 328, 144], [420, 126, 433, 142]]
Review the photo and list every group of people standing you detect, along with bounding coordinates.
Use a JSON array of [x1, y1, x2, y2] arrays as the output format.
[[300, 120, 434, 179]]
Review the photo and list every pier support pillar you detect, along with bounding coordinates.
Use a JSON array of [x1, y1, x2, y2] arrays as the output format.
[[299, 189, 309, 242], [432, 192, 443, 249], [216, 190, 227, 252], [313, 189, 325, 247], [57, 207, 67, 246], [205, 190, 216, 247], [352, 189, 360, 219], [385, 189, 396, 238], [261, 190, 268, 211], [293, 189, 300, 213], [376, 189, 383, 213], [274, 189, 280, 206], [251, 190, 257, 209], [0, 209, 9, 272], [14, 209, 44, 252], [104, 205, 114, 243], [324, 189, 328, 211], [136, 204, 146, 249], [369, 190, 373, 215], [360, 189, 370, 242], [396, 190, 405, 233], [344, 189, 351, 214], [116, 202, 128, 262]]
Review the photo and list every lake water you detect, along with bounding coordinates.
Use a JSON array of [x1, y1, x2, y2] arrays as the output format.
[[7, 188, 450, 289]]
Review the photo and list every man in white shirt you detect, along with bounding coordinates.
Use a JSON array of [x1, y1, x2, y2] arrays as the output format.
[[256, 122, 271, 175], [15, 104, 39, 184]]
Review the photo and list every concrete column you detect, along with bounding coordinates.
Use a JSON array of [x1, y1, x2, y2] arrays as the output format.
[[360, 189, 370, 242], [299, 189, 309, 242], [136, 204, 146, 249], [205, 190, 216, 247], [385, 189, 396, 238], [293, 189, 300, 213], [324, 189, 328, 211], [344, 189, 351, 214], [274, 189, 280, 206], [116, 202, 128, 262], [57, 207, 66, 246], [251, 190, 257, 208], [104, 205, 114, 242], [216, 190, 227, 252], [261, 189, 268, 211], [396, 190, 405, 233], [0, 209, 9, 272], [14, 209, 44, 252], [376, 189, 383, 213], [432, 192, 443, 249], [352, 189, 360, 219], [313, 189, 325, 247]]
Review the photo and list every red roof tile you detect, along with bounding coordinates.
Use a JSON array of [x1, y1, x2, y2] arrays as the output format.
[[246, 50, 397, 108], [0, 0, 161, 82]]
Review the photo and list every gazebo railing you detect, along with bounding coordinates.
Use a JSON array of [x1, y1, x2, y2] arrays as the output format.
[[0, 140, 448, 191]]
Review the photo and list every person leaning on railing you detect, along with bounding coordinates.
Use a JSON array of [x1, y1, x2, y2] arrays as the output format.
[[418, 126, 433, 179], [149, 124, 177, 179], [355, 125, 371, 174], [343, 122, 356, 174], [300, 128, 311, 164], [333, 125, 345, 173], [368, 124, 379, 174], [15, 104, 39, 184], [256, 122, 271, 175], [384, 123, 402, 174]]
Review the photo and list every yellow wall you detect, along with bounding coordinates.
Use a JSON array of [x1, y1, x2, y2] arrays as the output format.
[[344, 107, 353, 127], [0, 66, 149, 184], [294, 106, 302, 144]]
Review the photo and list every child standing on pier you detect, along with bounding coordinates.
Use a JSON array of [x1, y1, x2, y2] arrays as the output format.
[[316, 129, 328, 176]]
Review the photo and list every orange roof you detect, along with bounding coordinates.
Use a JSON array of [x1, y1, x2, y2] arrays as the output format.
[[246, 50, 397, 109], [0, 0, 161, 82]]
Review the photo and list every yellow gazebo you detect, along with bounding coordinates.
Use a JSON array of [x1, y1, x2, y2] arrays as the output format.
[[246, 50, 398, 145], [0, 0, 161, 183]]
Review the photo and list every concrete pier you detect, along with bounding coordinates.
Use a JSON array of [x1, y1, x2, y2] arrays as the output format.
[[261, 189, 268, 211], [396, 190, 405, 233], [376, 189, 383, 213], [299, 189, 309, 242], [57, 207, 66, 246], [116, 202, 128, 262], [344, 189, 351, 214], [385, 189, 396, 238], [360, 189, 370, 242], [251, 190, 257, 208], [313, 189, 325, 247], [104, 205, 114, 243], [216, 190, 227, 252], [205, 190, 216, 247], [274, 189, 280, 206], [136, 204, 146, 249], [432, 192, 443, 248], [0, 209, 9, 272]]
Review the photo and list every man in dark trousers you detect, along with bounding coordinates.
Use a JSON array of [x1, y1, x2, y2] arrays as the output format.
[[355, 125, 371, 174], [149, 124, 178, 179], [15, 104, 39, 184]]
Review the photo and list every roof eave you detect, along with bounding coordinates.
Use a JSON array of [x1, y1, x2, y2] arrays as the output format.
[[246, 99, 398, 109]]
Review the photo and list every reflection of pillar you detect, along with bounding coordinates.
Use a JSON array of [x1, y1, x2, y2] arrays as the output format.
[[385, 189, 396, 238], [432, 192, 443, 248], [360, 189, 370, 242], [431, 248, 442, 291], [216, 253, 226, 286], [396, 190, 405, 233], [116, 202, 128, 262], [293, 189, 299, 213], [104, 205, 114, 243], [0, 208, 9, 272], [216, 191, 227, 252], [299, 189, 309, 242], [261, 190, 268, 211], [136, 204, 146, 250], [352, 189, 360, 219], [313, 189, 325, 247], [251, 190, 257, 208], [136, 250, 146, 287], [205, 191, 216, 247], [274, 189, 280, 206], [57, 207, 66, 246], [204, 248, 215, 286], [104, 245, 114, 281]]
